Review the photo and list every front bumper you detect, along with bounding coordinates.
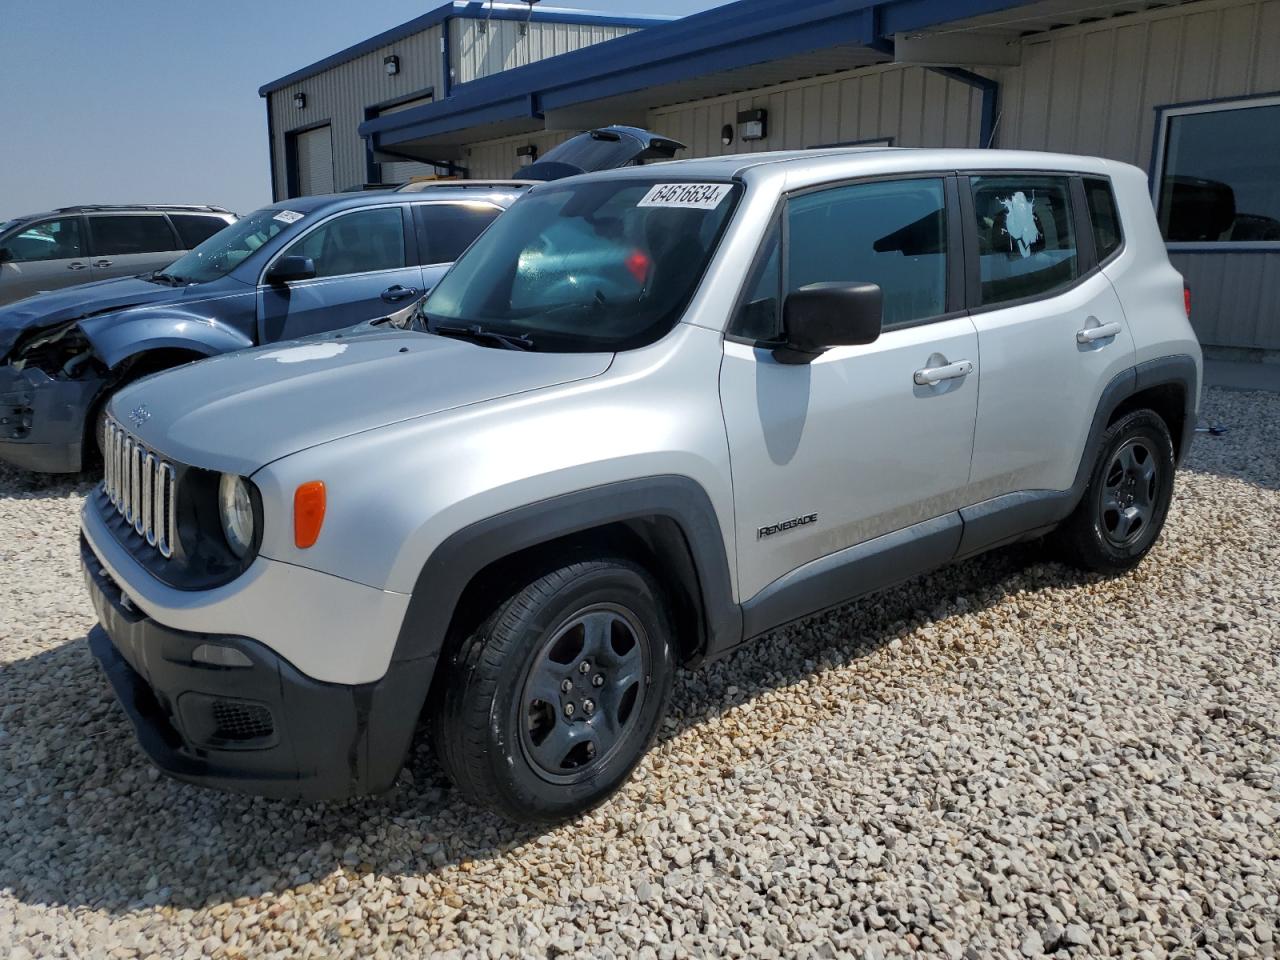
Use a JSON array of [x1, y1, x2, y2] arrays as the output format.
[[0, 364, 101, 473], [83, 539, 434, 801]]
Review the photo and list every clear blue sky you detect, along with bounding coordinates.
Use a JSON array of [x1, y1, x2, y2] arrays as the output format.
[[0, 0, 729, 221]]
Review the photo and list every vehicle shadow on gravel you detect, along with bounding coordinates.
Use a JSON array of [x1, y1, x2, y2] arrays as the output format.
[[0, 540, 1090, 916]]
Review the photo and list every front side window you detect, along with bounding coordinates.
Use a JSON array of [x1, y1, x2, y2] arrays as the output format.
[[970, 176, 1079, 306], [164, 207, 292, 284], [786, 178, 949, 330], [424, 178, 740, 352], [415, 202, 502, 264], [279, 207, 406, 279], [89, 215, 178, 256], [1156, 96, 1280, 244], [2, 217, 83, 262]]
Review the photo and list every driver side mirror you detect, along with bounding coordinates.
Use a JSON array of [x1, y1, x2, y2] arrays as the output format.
[[265, 255, 316, 284], [0, 247, 13, 265], [773, 282, 883, 364]]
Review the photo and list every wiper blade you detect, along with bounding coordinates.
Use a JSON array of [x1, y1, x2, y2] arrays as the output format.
[[430, 321, 534, 352], [149, 271, 188, 286]]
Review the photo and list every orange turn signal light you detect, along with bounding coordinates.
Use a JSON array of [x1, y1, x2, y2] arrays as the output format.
[[293, 481, 326, 549]]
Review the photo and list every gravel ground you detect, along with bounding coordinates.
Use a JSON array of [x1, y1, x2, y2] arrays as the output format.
[[1, 386, 1277, 960]]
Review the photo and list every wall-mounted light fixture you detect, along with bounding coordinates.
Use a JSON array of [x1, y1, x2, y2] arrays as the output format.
[[721, 124, 735, 147], [516, 144, 538, 166], [520, 0, 541, 35], [293, 92, 307, 110], [384, 55, 400, 76], [737, 108, 767, 141]]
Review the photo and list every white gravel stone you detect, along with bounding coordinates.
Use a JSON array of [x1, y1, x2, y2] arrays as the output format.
[[1, 385, 1278, 958]]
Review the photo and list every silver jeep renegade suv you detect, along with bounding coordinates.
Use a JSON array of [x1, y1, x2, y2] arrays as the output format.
[[82, 149, 1201, 823]]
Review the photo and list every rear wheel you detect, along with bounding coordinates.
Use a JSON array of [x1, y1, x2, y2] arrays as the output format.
[[430, 557, 675, 824], [1055, 408, 1175, 573]]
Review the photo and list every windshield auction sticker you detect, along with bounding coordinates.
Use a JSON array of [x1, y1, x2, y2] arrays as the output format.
[[637, 183, 733, 209], [273, 210, 305, 224]]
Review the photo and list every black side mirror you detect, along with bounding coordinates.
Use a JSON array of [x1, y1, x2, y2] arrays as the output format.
[[0, 247, 13, 265], [265, 255, 316, 284], [774, 282, 883, 364]]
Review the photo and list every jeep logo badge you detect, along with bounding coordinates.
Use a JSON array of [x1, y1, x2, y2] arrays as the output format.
[[129, 405, 151, 429]]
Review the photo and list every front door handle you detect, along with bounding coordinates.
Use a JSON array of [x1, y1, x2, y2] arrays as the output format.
[[381, 285, 419, 303], [93, 259, 113, 268], [68, 261, 89, 271], [1077, 320, 1123, 344], [914, 359, 974, 386]]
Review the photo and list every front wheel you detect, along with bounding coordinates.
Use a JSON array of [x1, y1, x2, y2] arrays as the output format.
[[1054, 408, 1176, 573], [430, 557, 675, 824]]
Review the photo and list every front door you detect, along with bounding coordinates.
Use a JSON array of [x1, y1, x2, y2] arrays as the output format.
[[258, 205, 422, 342], [0, 216, 90, 304], [962, 173, 1137, 501], [720, 177, 979, 602]]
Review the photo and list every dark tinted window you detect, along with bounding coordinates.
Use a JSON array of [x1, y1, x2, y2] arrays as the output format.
[[280, 207, 406, 278], [89, 215, 178, 256], [170, 214, 230, 249], [787, 179, 949, 329], [1084, 178, 1123, 261], [1157, 99, 1280, 243], [4, 217, 83, 262], [970, 176, 1079, 306], [415, 202, 501, 264]]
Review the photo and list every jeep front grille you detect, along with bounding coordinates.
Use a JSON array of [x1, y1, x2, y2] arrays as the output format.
[[102, 418, 177, 559]]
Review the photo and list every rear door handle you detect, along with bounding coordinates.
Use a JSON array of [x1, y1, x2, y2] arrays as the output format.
[[381, 285, 419, 303], [914, 359, 974, 386], [68, 261, 89, 271], [93, 259, 112, 268], [1077, 320, 1122, 344]]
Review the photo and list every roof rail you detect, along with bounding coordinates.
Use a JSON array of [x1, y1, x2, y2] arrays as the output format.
[[395, 179, 534, 193], [53, 204, 233, 214]]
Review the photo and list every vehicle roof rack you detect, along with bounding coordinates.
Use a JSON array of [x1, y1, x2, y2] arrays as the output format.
[[396, 180, 533, 192], [53, 204, 233, 214]]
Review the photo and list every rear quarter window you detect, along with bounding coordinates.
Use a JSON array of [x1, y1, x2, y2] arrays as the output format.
[[1084, 178, 1123, 262], [170, 214, 232, 249]]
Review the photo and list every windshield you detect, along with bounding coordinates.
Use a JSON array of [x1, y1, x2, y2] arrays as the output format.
[[424, 178, 740, 352], [163, 207, 297, 283], [0, 219, 18, 237]]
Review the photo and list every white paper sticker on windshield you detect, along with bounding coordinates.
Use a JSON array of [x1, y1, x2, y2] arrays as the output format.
[[273, 210, 305, 224], [637, 183, 732, 210]]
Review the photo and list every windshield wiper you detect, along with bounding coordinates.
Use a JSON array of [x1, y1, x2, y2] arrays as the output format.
[[148, 271, 189, 286], [429, 321, 534, 352]]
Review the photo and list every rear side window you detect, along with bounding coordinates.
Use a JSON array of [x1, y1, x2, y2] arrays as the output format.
[[1083, 178, 1123, 262], [786, 178, 950, 330], [279, 207, 406, 279], [415, 202, 501, 264], [170, 214, 230, 249], [970, 176, 1079, 306], [89, 215, 179, 256]]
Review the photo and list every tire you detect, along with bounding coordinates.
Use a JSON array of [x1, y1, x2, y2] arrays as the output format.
[[1055, 408, 1176, 573], [429, 557, 675, 824]]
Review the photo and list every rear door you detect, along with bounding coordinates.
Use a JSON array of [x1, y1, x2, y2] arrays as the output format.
[[412, 201, 504, 294], [258, 204, 421, 341], [963, 172, 1136, 500], [0, 215, 90, 304], [86, 213, 185, 280]]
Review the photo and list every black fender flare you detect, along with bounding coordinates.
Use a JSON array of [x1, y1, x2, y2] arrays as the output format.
[[391, 476, 742, 669]]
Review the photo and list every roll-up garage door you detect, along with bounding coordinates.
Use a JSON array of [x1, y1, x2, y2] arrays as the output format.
[[374, 96, 447, 184], [295, 125, 334, 196]]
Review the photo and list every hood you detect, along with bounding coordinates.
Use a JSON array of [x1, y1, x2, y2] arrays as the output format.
[[111, 329, 614, 476], [0, 274, 212, 359]]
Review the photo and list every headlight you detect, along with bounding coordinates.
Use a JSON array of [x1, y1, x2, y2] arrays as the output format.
[[217, 474, 255, 558]]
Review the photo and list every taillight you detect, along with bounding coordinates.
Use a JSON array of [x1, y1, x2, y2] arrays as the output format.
[[1184, 285, 1192, 319]]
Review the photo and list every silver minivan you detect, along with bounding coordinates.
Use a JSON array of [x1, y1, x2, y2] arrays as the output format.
[[0, 204, 235, 305]]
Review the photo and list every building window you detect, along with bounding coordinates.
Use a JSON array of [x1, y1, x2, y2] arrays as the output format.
[[1155, 93, 1280, 247]]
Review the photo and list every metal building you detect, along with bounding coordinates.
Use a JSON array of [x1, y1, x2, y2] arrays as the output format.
[[264, 0, 1280, 354], [258, 2, 666, 198]]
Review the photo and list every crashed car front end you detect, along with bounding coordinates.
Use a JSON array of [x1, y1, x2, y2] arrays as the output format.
[[0, 320, 106, 473]]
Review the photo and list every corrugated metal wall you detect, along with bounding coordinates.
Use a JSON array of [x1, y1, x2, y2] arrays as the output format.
[[996, 0, 1280, 349], [645, 64, 985, 157], [452, 19, 640, 84], [268, 27, 444, 197]]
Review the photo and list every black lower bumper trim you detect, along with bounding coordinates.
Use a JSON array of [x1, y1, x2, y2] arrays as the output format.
[[83, 537, 434, 801]]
